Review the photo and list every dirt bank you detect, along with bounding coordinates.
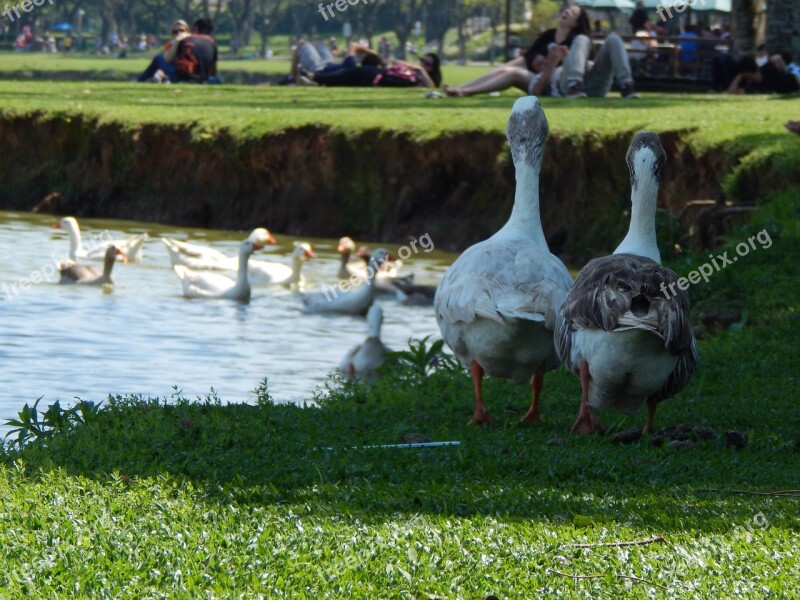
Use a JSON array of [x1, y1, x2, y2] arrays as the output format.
[[0, 112, 793, 259]]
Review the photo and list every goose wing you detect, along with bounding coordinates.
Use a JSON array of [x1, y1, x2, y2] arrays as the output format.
[[555, 253, 696, 394], [173, 265, 235, 297], [58, 261, 100, 284]]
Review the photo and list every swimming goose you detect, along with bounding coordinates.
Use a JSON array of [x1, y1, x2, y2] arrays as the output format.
[[392, 278, 437, 306], [53, 216, 148, 263], [301, 248, 391, 315], [161, 228, 277, 270], [58, 245, 123, 285], [434, 96, 573, 425], [172, 239, 263, 302], [249, 242, 315, 286], [554, 132, 697, 435], [339, 304, 392, 382]]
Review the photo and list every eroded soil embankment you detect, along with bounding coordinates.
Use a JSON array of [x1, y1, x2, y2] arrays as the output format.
[[0, 113, 783, 257]]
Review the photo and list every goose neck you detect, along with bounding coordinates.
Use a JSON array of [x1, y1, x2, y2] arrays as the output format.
[[615, 175, 660, 262], [503, 168, 546, 247]]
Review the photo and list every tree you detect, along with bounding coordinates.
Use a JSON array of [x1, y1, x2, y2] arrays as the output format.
[[731, 0, 760, 58], [765, 0, 798, 60]]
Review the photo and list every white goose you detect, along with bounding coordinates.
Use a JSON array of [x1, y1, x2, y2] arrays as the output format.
[[53, 217, 148, 263], [58, 245, 123, 285], [301, 248, 391, 315], [248, 242, 315, 286], [339, 304, 392, 382], [434, 97, 573, 425], [172, 239, 263, 302], [554, 132, 697, 435], [161, 228, 277, 270]]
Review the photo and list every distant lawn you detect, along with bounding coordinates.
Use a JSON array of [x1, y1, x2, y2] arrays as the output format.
[[0, 51, 490, 86]]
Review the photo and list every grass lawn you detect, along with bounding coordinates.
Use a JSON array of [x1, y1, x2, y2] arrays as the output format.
[[0, 187, 797, 598]]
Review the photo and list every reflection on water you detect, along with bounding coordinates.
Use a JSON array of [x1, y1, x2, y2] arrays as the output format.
[[0, 211, 456, 435]]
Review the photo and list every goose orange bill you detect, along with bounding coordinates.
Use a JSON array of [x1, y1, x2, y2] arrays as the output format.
[[51, 222, 61, 229], [304, 248, 316, 258], [266, 233, 277, 244]]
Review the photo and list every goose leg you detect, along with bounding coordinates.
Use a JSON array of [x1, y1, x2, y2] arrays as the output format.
[[643, 397, 658, 434], [520, 372, 544, 423], [469, 361, 496, 426], [570, 361, 605, 434]]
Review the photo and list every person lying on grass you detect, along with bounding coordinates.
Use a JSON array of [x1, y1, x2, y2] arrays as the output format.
[[444, 4, 587, 98], [310, 53, 442, 88], [289, 40, 385, 83], [442, 45, 567, 97], [727, 52, 800, 95]]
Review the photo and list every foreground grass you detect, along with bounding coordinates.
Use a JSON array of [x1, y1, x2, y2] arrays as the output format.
[[0, 190, 797, 598]]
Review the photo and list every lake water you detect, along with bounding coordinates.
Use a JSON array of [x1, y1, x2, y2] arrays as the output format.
[[0, 211, 456, 437]]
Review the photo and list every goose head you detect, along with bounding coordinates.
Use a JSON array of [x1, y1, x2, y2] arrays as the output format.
[[102, 245, 125, 278], [239, 239, 264, 259], [338, 237, 356, 256], [52, 216, 80, 234], [506, 96, 548, 172], [366, 248, 392, 280], [292, 242, 316, 260], [626, 131, 666, 192], [249, 228, 277, 245]]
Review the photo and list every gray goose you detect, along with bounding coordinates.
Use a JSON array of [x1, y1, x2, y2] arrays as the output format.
[[58, 245, 123, 285], [554, 132, 697, 434], [434, 96, 573, 425]]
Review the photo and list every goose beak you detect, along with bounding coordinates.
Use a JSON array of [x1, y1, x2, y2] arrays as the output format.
[[51, 223, 61, 229], [337, 243, 347, 252], [266, 233, 277, 244], [115, 248, 128, 263], [305, 249, 316, 259]]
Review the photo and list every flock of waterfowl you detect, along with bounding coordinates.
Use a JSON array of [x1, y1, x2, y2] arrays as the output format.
[[52, 217, 428, 380], [51, 97, 696, 434], [435, 97, 696, 435]]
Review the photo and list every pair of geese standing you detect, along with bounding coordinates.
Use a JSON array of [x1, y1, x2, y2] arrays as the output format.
[[435, 97, 696, 434]]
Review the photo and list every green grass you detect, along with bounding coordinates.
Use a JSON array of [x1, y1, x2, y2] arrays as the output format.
[[1, 189, 798, 598]]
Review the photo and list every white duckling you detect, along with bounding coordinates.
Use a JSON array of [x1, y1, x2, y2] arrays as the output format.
[[434, 96, 573, 425], [554, 132, 697, 435]]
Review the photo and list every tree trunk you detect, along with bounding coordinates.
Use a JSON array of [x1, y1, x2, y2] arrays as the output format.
[[766, 0, 795, 56], [731, 0, 760, 58]]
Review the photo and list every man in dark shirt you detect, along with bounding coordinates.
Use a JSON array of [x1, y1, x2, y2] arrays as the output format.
[[629, 1, 649, 34], [175, 17, 219, 83]]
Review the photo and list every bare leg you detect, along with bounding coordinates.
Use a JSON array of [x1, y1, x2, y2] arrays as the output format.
[[447, 67, 532, 97], [520, 372, 544, 423], [469, 361, 496, 425], [570, 361, 605, 434], [644, 397, 657, 433]]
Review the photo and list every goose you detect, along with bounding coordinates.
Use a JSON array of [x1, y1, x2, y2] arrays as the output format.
[[161, 228, 277, 270], [392, 278, 437, 306], [248, 242, 315, 286], [58, 245, 123, 285], [339, 304, 392, 382], [344, 242, 408, 294], [172, 239, 263, 302], [301, 248, 391, 315], [53, 217, 148, 263], [434, 96, 573, 426], [554, 132, 697, 435]]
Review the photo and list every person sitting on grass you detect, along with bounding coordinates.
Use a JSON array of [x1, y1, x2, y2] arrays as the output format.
[[310, 53, 441, 88], [786, 121, 800, 135], [288, 39, 385, 84], [441, 45, 567, 98], [444, 4, 588, 98], [136, 19, 190, 83], [173, 17, 219, 84], [556, 10, 639, 98]]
